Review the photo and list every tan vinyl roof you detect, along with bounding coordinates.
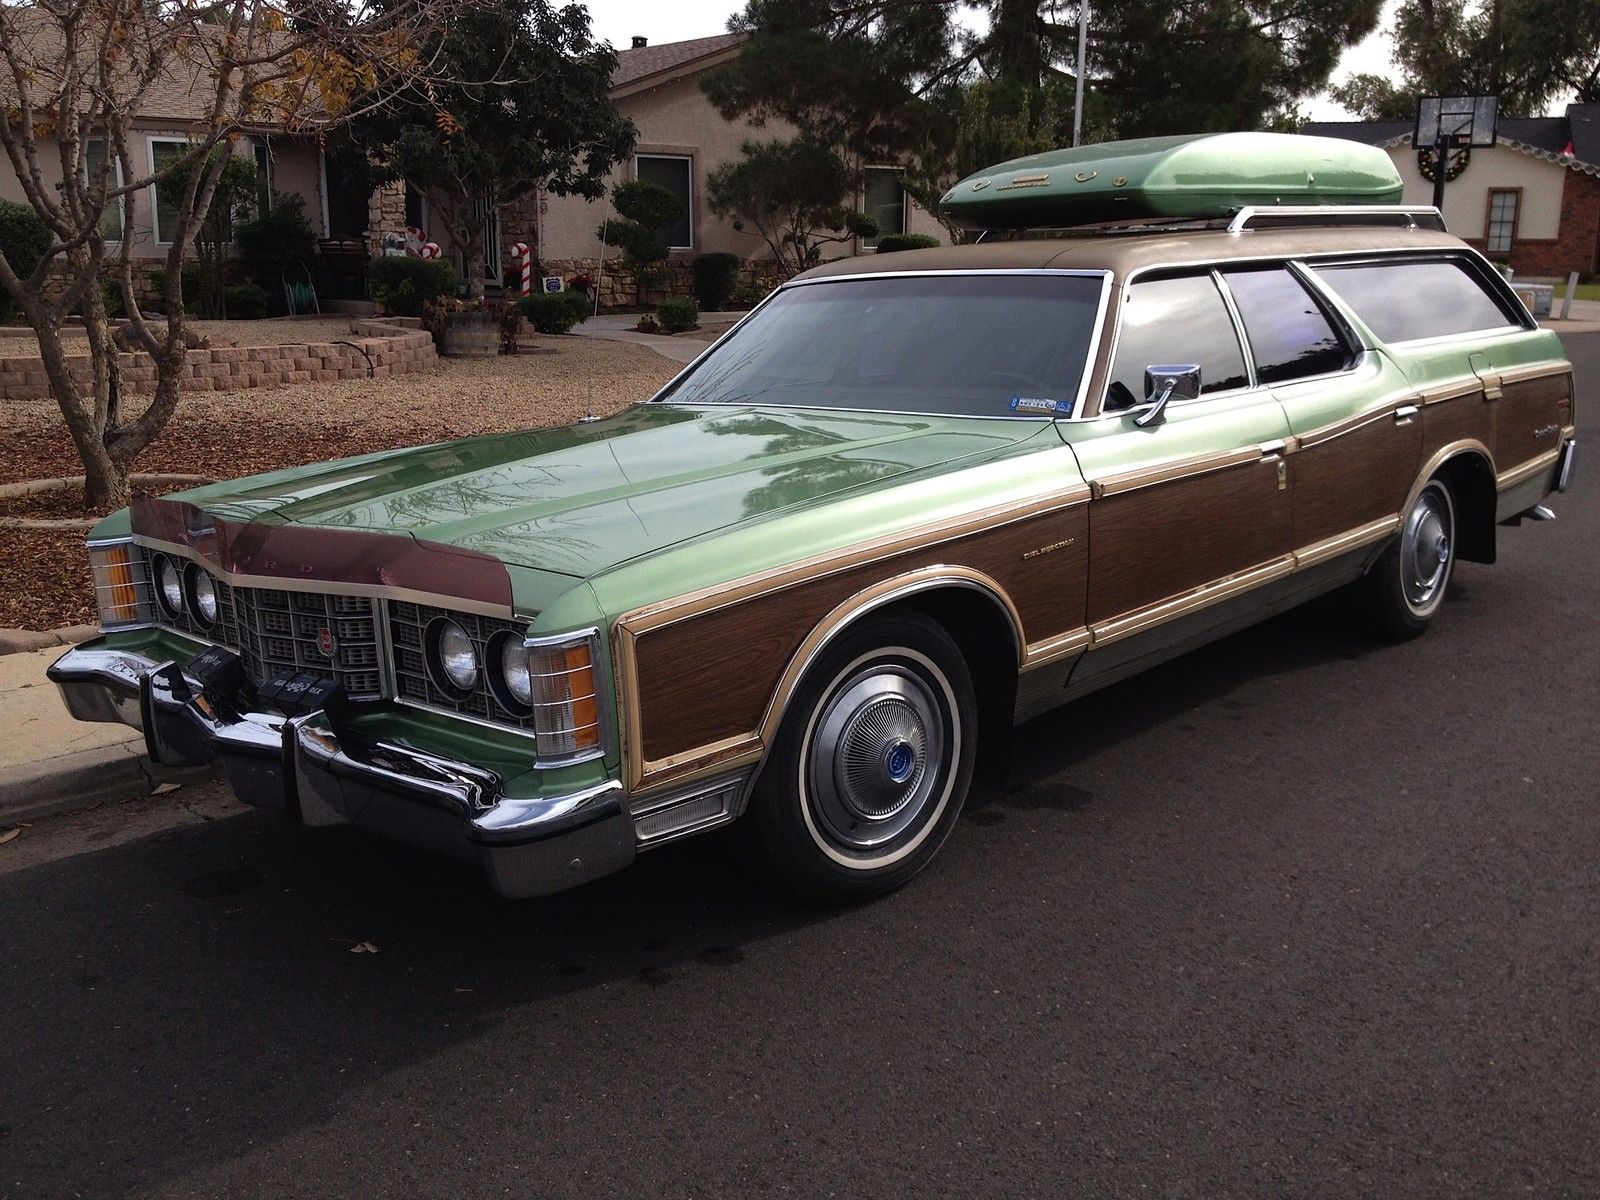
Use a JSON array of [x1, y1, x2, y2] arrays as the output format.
[[796, 225, 1473, 284]]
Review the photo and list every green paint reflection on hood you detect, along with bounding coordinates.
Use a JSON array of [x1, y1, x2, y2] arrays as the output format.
[[177, 404, 1041, 578]]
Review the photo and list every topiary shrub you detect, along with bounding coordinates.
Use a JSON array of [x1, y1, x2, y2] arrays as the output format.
[[656, 297, 699, 334], [0, 199, 51, 320], [224, 283, 269, 319], [368, 256, 458, 317], [691, 252, 741, 312], [873, 233, 941, 254], [236, 195, 317, 311], [519, 290, 589, 334]]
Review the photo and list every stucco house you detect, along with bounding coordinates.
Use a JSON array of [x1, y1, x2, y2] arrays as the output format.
[[403, 33, 946, 302], [1304, 104, 1600, 279]]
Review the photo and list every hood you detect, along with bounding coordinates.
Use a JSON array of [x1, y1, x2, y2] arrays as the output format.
[[179, 404, 1042, 578]]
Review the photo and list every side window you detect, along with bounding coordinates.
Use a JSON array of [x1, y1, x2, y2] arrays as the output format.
[[1221, 267, 1354, 385], [1309, 258, 1520, 344], [1105, 274, 1248, 411]]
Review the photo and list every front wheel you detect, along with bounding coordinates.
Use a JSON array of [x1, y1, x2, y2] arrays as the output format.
[[1359, 478, 1457, 639], [737, 610, 978, 904]]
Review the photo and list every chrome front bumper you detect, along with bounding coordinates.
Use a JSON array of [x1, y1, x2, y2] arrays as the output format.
[[48, 642, 634, 898]]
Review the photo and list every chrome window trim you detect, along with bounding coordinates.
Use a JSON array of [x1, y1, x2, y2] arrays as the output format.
[[647, 268, 1116, 422], [1305, 250, 1537, 342], [1211, 268, 1258, 392], [1214, 262, 1363, 388]]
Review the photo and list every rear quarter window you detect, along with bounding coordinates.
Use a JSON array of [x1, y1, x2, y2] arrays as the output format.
[[1310, 258, 1522, 344]]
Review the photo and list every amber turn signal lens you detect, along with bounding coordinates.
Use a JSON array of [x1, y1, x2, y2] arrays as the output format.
[[527, 635, 603, 758], [89, 542, 144, 628]]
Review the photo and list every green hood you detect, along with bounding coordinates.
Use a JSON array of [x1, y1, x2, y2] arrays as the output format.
[[177, 404, 1041, 579]]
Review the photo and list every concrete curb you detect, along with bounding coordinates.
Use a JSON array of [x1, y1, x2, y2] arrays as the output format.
[[0, 739, 213, 826], [0, 624, 97, 656]]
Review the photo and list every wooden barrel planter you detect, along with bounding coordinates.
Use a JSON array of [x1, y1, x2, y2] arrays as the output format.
[[438, 311, 498, 359]]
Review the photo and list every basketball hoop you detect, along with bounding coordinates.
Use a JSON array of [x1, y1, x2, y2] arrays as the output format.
[[1414, 96, 1498, 214]]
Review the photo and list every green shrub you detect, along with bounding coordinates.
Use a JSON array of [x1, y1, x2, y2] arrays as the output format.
[[100, 278, 127, 319], [225, 282, 269, 319], [519, 290, 590, 335], [872, 233, 941, 254], [149, 263, 203, 310], [0, 199, 50, 320], [656, 297, 699, 334], [691, 252, 741, 312], [368, 256, 458, 317], [235, 195, 317, 308]]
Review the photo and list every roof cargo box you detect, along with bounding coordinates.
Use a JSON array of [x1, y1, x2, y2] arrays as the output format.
[[938, 132, 1404, 230]]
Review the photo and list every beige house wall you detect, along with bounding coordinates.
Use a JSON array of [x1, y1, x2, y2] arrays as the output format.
[[1387, 142, 1565, 240], [260, 136, 327, 236], [538, 71, 946, 270]]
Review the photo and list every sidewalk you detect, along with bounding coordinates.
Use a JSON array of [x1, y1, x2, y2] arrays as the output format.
[[570, 311, 743, 365], [0, 645, 202, 824]]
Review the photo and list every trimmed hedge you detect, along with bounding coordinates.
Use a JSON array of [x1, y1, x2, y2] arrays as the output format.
[[873, 233, 941, 254], [692, 252, 741, 311], [368, 256, 458, 317], [656, 297, 699, 334], [519, 290, 591, 335], [0, 199, 50, 319]]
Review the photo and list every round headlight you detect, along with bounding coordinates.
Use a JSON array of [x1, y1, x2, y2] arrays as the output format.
[[488, 630, 532, 715], [185, 564, 218, 627], [154, 556, 184, 618], [428, 618, 480, 694]]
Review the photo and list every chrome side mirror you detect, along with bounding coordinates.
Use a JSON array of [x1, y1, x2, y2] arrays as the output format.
[[1133, 363, 1202, 428]]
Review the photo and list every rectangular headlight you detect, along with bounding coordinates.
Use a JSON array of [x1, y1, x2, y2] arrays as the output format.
[[526, 630, 604, 761], [88, 539, 150, 630]]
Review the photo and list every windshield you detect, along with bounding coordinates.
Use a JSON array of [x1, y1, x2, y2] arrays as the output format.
[[655, 273, 1106, 419]]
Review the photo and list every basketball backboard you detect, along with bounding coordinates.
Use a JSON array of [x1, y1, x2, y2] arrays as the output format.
[[1415, 96, 1499, 149]]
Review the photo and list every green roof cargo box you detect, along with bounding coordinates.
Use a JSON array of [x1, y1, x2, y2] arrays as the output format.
[[938, 132, 1404, 230]]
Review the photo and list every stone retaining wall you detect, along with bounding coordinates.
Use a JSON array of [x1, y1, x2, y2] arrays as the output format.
[[0, 318, 436, 402], [540, 258, 789, 310]]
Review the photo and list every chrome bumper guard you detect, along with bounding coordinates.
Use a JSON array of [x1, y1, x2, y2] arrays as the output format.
[[47, 643, 633, 898]]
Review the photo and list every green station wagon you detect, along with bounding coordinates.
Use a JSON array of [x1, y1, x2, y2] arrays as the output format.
[[50, 134, 1578, 901]]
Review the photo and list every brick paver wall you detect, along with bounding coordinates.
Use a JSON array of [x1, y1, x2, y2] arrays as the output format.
[[0, 319, 436, 402]]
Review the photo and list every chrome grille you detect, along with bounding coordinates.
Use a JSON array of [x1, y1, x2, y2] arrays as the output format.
[[222, 584, 383, 700], [389, 600, 534, 729]]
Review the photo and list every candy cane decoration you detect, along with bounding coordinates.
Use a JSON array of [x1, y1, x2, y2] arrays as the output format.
[[419, 242, 442, 259], [509, 241, 532, 297]]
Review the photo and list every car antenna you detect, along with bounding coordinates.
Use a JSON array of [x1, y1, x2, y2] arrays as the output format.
[[579, 217, 608, 423]]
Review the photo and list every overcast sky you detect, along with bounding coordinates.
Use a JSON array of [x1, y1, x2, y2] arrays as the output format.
[[584, 0, 1403, 121]]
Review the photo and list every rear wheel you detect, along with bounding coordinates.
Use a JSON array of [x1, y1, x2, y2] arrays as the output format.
[[738, 610, 977, 903], [1360, 478, 1456, 639]]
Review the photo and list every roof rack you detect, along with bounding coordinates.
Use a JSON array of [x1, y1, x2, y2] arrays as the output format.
[[1227, 205, 1445, 233]]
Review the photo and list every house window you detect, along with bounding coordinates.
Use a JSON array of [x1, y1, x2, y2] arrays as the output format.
[[148, 137, 190, 244], [635, 155, 692, 250], [253, 139, 273, 214], [1486, 189, 1520, 254], [83, 139, 124, 242], [863, 167, 906, 249]]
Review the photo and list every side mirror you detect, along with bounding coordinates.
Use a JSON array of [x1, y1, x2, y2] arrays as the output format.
[[1133, 363, 1202, 428]]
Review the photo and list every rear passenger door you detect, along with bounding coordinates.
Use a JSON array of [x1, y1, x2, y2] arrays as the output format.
[[1223, 264, 1422, 558], [1068, 270, 1295, 641]]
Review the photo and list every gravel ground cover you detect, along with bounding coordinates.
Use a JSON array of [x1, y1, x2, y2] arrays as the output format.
[[0, 336, 678, 630], [0, 316, 362, 349]]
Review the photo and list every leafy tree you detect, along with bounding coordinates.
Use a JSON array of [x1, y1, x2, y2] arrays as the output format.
[[161, 151, 258, 319], [706, 139, 877, 278], [598, 180, 683, 305], [1332, 0, 1600, 119], [0, 0, 481, 510], [351, 0, 636, 298]]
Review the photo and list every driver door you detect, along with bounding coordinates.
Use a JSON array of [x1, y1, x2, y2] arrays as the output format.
[[1064, 270, 1295, 655]]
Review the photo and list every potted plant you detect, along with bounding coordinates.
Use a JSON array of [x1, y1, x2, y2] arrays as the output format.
[[422, 296, 499, 359]]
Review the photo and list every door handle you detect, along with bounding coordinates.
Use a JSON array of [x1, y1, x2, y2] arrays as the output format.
[[1259, 439, 1287, 457], [1394, 405, 1419, 423]]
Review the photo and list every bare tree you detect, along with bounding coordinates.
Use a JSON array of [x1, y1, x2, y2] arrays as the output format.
[[0, 0, 479, 509]]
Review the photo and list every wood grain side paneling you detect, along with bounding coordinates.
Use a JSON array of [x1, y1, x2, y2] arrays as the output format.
[[1087, 458, 1287, 626], [1493, 371, 1571, 472], [1291, 413, 1421, 550], [633, 506, 1089, 764], [1422, 392, 1493, 469]]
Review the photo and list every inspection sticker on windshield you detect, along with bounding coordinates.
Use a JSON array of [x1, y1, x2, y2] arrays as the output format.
[[1009, 396, 1071, 415]]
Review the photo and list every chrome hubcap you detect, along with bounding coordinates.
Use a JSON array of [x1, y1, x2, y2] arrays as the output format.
[[809, 665, 946, 852], [1401, 487, 1453, 612]]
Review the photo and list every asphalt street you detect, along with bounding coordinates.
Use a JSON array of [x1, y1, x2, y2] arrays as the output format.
[[2, 336, 1597, 1199]]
